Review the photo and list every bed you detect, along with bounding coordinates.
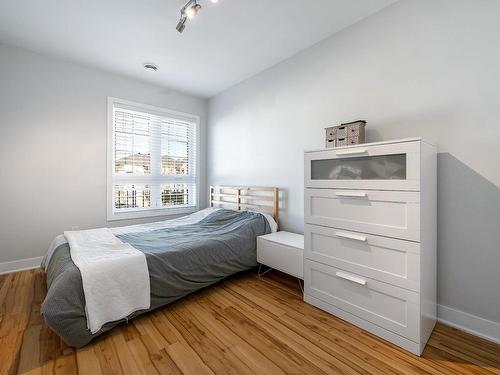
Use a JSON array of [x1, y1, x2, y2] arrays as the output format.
[[41, 186, 279, 347]]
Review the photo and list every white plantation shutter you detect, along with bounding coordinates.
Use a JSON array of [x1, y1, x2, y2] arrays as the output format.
[[114, 110, 151, 175], [108, 99, 198, 219]]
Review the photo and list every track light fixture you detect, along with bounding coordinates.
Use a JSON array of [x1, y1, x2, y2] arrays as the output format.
[[176, 14, 187, 33], [176, 0, 218, 33]]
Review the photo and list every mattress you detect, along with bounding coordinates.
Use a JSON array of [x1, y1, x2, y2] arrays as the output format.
[[41, 209, 271, 347]]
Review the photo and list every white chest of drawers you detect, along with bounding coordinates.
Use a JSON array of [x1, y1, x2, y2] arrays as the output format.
[[303, 138, 436, 356]]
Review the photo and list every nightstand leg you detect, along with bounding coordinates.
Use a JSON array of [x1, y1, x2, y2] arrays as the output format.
[[257, 264, 273, 277], [297, 279, 304, 294]]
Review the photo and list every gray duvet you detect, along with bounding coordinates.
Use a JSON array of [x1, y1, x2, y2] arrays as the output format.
[[41, 209, 270, 347]]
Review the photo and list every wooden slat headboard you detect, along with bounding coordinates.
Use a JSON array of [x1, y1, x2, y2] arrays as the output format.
[[209, 185, 279, 228]]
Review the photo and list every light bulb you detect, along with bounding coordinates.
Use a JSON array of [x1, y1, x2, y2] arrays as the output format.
[[185, 7, 196, 18], [184, 3, 201, 19]]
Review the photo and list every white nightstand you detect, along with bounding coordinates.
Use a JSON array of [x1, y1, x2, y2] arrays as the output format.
[[256, 231, 304, 283]]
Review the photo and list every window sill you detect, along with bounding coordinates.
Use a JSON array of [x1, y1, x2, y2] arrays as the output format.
[[107, 205, 198, 222]]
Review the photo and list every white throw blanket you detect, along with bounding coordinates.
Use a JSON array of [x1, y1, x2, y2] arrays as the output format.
[[64, 228, 150, 334]]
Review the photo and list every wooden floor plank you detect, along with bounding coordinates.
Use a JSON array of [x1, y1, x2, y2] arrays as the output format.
[[217, 286, 374, 373], [93, 334, 124, 375], [218, 287, 370, 374], [126, 336, 161, 375], [204, 298, 330, 374], [2, 268, 500, 375], [75, 344, 103, 375], [16, 326, 42, 374], [427, 334, 500, 374], [432, 326, 500, 363], [166, 301, 256, 374], [53, 353, 78, 375], [188, 299, 287, 374], [228, 278, 439, 375], [110, 331, 144, 375], [166, 342, 215, 375], [423, 345, 498, 375], [236, 274, 474, 375]]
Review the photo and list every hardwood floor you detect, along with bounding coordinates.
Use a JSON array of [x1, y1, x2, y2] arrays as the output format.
[[1, 269, 500, 375]]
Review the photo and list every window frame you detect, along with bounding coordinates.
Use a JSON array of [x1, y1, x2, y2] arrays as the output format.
[[107, 97, 200, 221]]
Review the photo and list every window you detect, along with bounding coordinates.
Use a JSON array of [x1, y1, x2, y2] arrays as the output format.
[[107, 98, 199, 220]]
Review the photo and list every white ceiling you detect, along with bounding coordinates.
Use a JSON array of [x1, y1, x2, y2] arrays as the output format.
[[0, 0, 397, 98]]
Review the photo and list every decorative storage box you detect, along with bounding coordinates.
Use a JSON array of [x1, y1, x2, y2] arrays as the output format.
[[325, 120, 366, 148], [325, 127, 337, 148], [348, 135, 363, 145], [336, 138, 348, 147], [336, 126, 348, 139]]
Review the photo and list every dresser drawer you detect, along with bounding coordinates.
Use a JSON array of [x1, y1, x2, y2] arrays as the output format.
[[305, 189, 420, 241], [305, 224, 420, 291], [305, 140, 420, 191], [304, 260, 420, 341]]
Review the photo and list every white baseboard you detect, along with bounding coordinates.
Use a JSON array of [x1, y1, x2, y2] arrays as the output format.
[[0, 256, 43, 275], [438, 304, 500, 345]]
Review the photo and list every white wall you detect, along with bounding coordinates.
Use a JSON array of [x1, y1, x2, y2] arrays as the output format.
[[208, 0, 500, 327], [0, 44, 208, 265]]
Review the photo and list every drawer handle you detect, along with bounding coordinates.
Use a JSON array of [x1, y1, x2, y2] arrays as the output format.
[[335, 191, 367, 198], [335, 231, 367, 242], [335, 271, 367, 286], [335, 148, 367, 156]]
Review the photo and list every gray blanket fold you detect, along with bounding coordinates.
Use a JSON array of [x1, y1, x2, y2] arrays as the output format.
[[41, 209, 270, 347]]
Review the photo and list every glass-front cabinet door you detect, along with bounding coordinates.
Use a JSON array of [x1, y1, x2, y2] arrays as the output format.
[[305, 140, 421, 190]]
